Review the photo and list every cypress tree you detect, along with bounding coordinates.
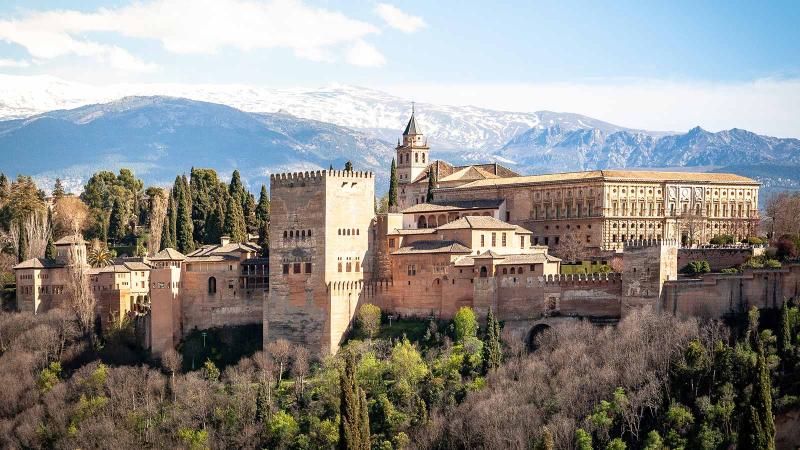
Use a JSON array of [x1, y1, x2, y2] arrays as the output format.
[[17, 223, 27, 262], [224, 197, 247, 243], [482, 307, 502, 373], [426, 165, 437, 202], [255, 184, 270, 226], [388, 158, 398, 209], [229, 170, 246, 208], [358, 387, 370, 449], [753, 348, 775, 449], [344, 161, 353, 172], [45, 233, 56, 260], [205, 196, 226, 244], [339, 352, 360, 450], [108, 198, 125, 243], [190, 168, 221, 244], [244, 192, 257, 231], [257, 221, 269, 256], [161, 195, 175, 250], [779, 300, 794, 360], [175, 180, 195, 253]]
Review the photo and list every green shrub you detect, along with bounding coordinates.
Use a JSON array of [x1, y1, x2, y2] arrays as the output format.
[[681, 260, 711, 275], [710, 234, 735, 245], [745, 236, 765, 245], [720, 267, 739, 274]]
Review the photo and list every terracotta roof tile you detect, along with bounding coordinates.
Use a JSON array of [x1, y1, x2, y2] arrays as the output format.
[[392, 240, 472, 255]]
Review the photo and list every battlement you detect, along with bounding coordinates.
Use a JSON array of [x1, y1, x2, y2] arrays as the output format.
[[542, 272, 621, 286], [270, 170, 375, 187], [623, 238, 679, 249]]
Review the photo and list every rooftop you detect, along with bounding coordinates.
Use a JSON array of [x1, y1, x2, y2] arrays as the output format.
[[436, 215, 522, 231], [450, 169, 759, 189], [13, 258, 64, 270], [392, 240, 472, 255], [55, 235, 87, 245], [149, 248, 187, 261], [401, 199, 505, 214]]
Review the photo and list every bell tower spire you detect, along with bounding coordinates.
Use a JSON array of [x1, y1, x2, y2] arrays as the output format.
[[396, 104, 430, 187]]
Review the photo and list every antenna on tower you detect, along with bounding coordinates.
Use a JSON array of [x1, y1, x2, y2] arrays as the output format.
[[412, 100, 415, 115]]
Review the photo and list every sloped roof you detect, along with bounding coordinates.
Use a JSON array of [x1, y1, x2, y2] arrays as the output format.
[[436, 215, 519, 230], [453, 256, 476, 266], [473, 249, 505, 259], [13, 258, 64, 270], [403, 113, 420, 135], [409, 161, 519, 185], [187, 242, 261, 258], [390, 228, 437, 235], [150, 248, 187, 261], [439, 166, 501, 183], [496, 253, 561, 265], [392, 240, 472, 255], [55, 235, 87, 245], [451, 169, 758, 189], [401, 199, 505, 214]]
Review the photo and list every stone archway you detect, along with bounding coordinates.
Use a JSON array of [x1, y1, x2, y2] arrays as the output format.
[[417, 215, 427, 229]]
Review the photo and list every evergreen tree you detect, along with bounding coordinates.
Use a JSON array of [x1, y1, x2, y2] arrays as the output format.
[[482, 307, 502, 373], [574, 428, 593, 450], [229, 170, 247, 208], [161, 195, 175, 250], [779, 300, 794, 360], [45, 233, 56, 260], [344, 161, 353, 172], [244, 192, 257, 231], [175, 179, 195, 253], [388, 158, 398, 209], [190, 168, 221, 244], [339, 352, 369, 450], [169, 180, 179, 248], [0, 173, 8, 199], [108, 198, 125, 243], [426, 165, 437, 202], [257, 221, 269, 256], [752, 348, 775, 449], [52, 178, 65, 200], [255, 184, 270, 226], [256, 382, 270, 423], [205, 196, 226, 244], [17, 223, 27, 262], [224, 197, 247, 243]]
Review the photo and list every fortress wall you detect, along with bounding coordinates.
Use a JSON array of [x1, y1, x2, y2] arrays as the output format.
[[677, 247, 763, 272]]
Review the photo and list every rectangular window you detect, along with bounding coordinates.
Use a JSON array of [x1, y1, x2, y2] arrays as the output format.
[[407, 265, 416, 276], [388, 238, 395, 248], [355, 261, 360, 272], [480, 234, 485, 246], [505, 211, 510, 221], [502, 233, 507, 246], [520, 236, 525, 248], [305, 262, 312, 273], [533, 237, 539, 245], [555, 236, 560, 244], [346, 262, 352, 272], [544, 237, 549, 245], [293, 263, 301, 274], [491, 233, 496, 246]]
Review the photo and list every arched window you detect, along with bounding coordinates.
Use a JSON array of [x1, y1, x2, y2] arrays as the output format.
[[480, 266, 488, 278], [510, 267, 516, 274], [301, 230, 306, 238], [283, 231, 288, 238], [422, 154, 426, 163], [417, 216, 427, 228], [346, 229, 351, 236], [415, 153, 419, 163], [308, 229, 312, 237], [289, 230, 294, 238], [208, 277, 217, 294]]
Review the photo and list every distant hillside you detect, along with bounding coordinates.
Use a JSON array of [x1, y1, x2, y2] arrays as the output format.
[[0, 96, 394, 193]]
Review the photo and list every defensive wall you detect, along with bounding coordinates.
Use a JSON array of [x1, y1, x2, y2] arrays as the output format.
[[677, 246, 764, 272]]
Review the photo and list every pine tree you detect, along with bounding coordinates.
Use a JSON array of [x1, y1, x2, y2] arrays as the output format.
[[175, 180, 195, 253], [224, 197, 247, 243], [779, 300, 794, 360], [108, 198, 125, 243], [17, 223, 27, 262], [45, 233, 56, 260], [255, 184, 270, 226], [52, 178, 65, 200], [388, 158, 398, 209], [426, 165, 437, 202], [344, 161, 353, 172], [482, 307, 502, 373]]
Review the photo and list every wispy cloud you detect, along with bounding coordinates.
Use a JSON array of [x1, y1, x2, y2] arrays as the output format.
[[374, 3, 426, 33], [0, 58, 31, 68], [0, 0, 384, 70]]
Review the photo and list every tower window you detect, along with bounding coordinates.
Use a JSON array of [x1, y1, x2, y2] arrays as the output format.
[[208, 277, 217, 294], [415, 153, 418, 163]]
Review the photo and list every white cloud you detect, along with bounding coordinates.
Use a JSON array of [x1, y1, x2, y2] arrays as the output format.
[[375, 3, 426, 33], [0, 58, 31, 68], [346, 40, 386, 67], [0, 0, 383, 69], [377, 78, 800, 138]]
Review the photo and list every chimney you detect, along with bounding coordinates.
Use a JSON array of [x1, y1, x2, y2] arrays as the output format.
[[220, 235, 230, 246]]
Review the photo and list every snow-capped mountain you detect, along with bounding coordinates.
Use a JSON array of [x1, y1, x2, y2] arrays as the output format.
[[0, 74, 542, 151], [0, 96, 394, 193]]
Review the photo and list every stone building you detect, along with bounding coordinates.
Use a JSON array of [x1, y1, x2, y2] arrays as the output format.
[[433, 170, 760, 251], [264, 170, 375, 355], [14, 235, 88, 314]]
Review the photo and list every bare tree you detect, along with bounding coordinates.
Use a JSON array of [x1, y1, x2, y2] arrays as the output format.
[[7, 211, 50, 260], [765, 191, 800, 239], [291, 345, 310, 397], [53, 196, 89, 238], [161, 348, 182, 399], [553, 229, 589, 262], [66, 264, 96, 347], [678, 211, 705, 246], [266, 339, 292, 386]]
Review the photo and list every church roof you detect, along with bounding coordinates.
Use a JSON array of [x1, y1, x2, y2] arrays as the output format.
[[409, 161, 519, 185], [403, 113, 420, 136]]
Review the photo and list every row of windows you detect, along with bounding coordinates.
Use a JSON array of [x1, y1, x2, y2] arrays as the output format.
[[534, 188, 595, 199], [283, 229, 313, 239], [399, 151, 426, 165], [611, 234, 662, 243], [478, 232, 527, 249], [533, 202, 597, 220], [338, 260, 361, 273], [338, 228, 360, 236], [282, 262, 313, 275]]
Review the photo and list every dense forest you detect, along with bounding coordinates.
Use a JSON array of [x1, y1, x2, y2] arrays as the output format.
[[1, 301, 798, 449]]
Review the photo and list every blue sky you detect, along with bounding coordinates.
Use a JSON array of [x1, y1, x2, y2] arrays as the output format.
[[1, 0, 799, 136]]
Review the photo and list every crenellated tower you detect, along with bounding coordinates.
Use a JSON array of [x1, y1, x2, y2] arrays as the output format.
[[396, 104, 430, 186]]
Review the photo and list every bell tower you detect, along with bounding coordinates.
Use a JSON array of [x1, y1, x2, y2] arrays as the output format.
[[396, 103, 430, 185]]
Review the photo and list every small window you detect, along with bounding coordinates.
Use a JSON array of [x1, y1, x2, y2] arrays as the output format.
[[502, 233, 507, 246], [481, 235, 485, 246], [308, 229, 312, 237], [355, 261, 360, 272], [208, 277, 217, 294], [338, 262, 342, 272], [305, 262, 312, 273], [389, 238, 396, 248], [283, 231, 288, 238], [502, 268, 507, 274], [294, 263, 301, 274], [346, 262, 352, 272], [491, 233, 497, 246]]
